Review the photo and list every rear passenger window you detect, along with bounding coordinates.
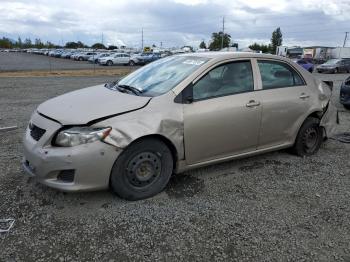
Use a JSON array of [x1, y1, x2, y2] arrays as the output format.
[[258, 60, 305, 89]]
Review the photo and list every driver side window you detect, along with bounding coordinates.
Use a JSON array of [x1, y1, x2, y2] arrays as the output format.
[[193, 60, 254, 100]]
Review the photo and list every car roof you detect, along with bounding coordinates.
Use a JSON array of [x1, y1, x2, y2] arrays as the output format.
[[178, 51, 286, 61]]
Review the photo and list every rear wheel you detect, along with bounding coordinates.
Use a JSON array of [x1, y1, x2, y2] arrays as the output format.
[[334, 68, 338, 74], [78, 57, 83, 61], [110, 138, 173, 200], [129, 60, 136, 66], [292, 117, 323, 156], [107, 60, 113, 66]]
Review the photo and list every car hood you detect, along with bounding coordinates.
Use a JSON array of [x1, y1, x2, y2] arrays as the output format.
[[37, 84, 151, 125]]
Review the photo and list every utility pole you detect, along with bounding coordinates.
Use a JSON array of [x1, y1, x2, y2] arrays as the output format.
[[101, 33, 104, 45], [343, 32, 349, 47], [141, 28, 144, 51], [221, 16, 225, 50]]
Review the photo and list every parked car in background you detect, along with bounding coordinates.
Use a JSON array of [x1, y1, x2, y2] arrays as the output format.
[[340, 76, 350, 110], [316, 59, 350, 73], [98, 53, 130, 66], [129, 53, 161, 65], [61, 51, 74, 59], [295, 59, 314, 73], [88, 53, 110, 63], [23, 52, 336, 200], [73, 52, 98, 61]]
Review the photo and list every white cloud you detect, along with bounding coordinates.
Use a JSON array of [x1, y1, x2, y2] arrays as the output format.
[[0, 0, 349, 48]]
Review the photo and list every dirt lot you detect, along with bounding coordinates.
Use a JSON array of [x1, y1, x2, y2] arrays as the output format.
[[0, 71, 350, 261], [0, 52, 136, 72]]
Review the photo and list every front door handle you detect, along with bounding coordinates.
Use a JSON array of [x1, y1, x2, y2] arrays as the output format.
[[246, 100, 260, 107], [299, 93, 310, 99]]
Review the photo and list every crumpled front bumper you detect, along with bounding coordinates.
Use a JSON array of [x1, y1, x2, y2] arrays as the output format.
[[22, 112, 121, 192]]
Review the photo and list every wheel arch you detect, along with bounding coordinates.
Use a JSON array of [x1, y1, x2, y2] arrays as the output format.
[[292, 110, 323, 144], [119, 134, 178, 170]]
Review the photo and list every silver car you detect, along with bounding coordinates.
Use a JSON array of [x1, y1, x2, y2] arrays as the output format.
[[23, 52, 337, 200], [98, 53, 130, 66]]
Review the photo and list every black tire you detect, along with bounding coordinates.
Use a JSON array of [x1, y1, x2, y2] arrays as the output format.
[[129, 60, 135, 66], [308, 68, 313, 73], [110, 138, 173, 200], [78, 57, 83, 61], [344, 104, 350, 110], [107, 60, 113, 66], [292, 117, 323, 157], [334, 68, 338, 74]]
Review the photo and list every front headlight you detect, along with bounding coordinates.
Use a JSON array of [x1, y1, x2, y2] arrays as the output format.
[[55, 127, 112, 147]]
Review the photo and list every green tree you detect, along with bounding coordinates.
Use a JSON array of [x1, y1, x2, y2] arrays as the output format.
[[45, 41, 55, 48], [34, 38, 44, 48], [16, 37, 22, 48], [249, 42, 271, 53], [0, 37, 12, 48], [65, 41, 86, 48], [270, 27, 283, 54], [199, 40, 206, 49], [91, 43, 106, 49], [24, 38, 32, 48], [208, 32, 231, 51]]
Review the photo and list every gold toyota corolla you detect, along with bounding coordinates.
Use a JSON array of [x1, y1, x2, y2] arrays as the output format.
[[23, 52, 337, 200]]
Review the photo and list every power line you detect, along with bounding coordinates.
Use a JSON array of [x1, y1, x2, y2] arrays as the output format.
[[141, 28, 144, 50], [343, 32, 349, 47], [221, 16, 225, 49]]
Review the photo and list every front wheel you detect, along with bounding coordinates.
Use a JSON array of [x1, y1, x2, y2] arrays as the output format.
[[334, 68, 338, 74], [107, 60, 113, 66], [344, 104, 350, 110], [110, 138, 173, 200], [292, 117, 323, 156], [129, 60, 135, 66]]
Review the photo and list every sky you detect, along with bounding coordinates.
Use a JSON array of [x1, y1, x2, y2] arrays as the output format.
[[0, 0, 350, 49]]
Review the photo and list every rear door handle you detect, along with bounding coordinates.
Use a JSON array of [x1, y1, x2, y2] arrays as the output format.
[[299, 93, 310, 99], [246, 100, 260, 107]]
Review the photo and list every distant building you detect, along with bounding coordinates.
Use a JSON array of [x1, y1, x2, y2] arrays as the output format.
[[276, 46, 303, 58], [303, 46, 331, 62], [287, 47, 303, 58], [220, 46, 238, 52]]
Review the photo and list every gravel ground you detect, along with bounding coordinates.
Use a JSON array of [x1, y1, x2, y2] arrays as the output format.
[[0, 73, 350, 261], [0, 52, 134, 72]]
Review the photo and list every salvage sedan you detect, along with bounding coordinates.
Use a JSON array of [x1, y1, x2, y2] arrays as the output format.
[[23, 52, 337, 200]]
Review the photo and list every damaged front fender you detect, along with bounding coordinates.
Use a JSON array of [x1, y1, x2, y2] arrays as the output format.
[[98, 93, 185, 160]]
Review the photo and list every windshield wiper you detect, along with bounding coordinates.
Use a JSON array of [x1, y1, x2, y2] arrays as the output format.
[[116, 84, 142, 96]]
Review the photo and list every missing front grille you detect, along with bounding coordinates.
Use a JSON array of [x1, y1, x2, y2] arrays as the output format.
[[29, 124, 46, 141]]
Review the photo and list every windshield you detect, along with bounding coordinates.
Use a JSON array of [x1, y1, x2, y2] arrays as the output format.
[[117, 55, 210, 96], [324, 59, 340, 65]]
